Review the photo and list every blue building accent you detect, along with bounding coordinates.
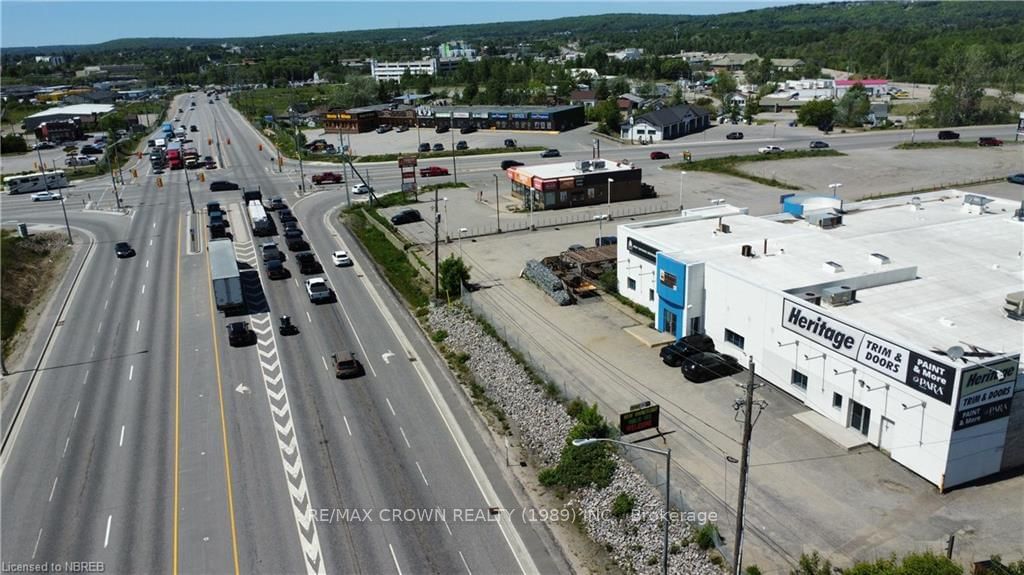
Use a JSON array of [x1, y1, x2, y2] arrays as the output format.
[[656, 253, 687, 340]]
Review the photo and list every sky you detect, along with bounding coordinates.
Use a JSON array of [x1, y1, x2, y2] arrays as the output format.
[[0, 1, 816, 49]]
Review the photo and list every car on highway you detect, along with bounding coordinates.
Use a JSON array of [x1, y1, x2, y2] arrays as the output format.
[[332, 250, 353, 267], [432, 143, 445, 152], [277, 208, 297, 223], [456, 140, 469, 150], [501, 160, 524, 170], [66, 155, 97, 166], [32, 141, 56, 150], [681, 352, 743, 383], [390, 209, 422, 225], [352, 184, 372, 195], [419, 166, 449, 177], [1008, 173, 1024, 185], [418, 142, 431, 153], [285, 236, 309, 252], [937, 130, 960, 141], [261, 242, 282, 262], [283, 228, 304, 240], [114, 242, 135, 258], [226, 322, 257, 347], [660, 334, 716, 368], [268, 197, 286, 210], [304, 277, 332, 303], [396, 125, 409, 133], [209, 180, 240, 192], [977, 137, 1003, 147], [266, 259, 289, 279], [190, 125, 198, 132], [809, 140, 830, 149], [726, 132, 744, 140], [334, 352, 365, 379], [206, 201, 221, 213], [758, 145, 785, 154], [649, 151, 670, 160], [295, 251, 322, 274], [504, 139, 517, 148], [312, 171, 344, 185], [31, 191, 63, 201], [204, 156, 217, 169], [435, 125, 449, 134], [459, 126, 477, 134], [540, 149, 561, 158]]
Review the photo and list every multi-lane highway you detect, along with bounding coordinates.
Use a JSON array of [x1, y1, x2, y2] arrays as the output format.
[[1, 94, 566, 574]]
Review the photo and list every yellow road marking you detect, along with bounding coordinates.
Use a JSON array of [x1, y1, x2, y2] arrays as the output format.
[[173, 212, 181, 575]]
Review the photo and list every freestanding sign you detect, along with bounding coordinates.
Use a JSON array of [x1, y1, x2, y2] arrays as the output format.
[[620, 403, 660, 435]]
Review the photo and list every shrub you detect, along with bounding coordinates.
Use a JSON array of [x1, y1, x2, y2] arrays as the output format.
[[611, 492, 635, 518], [431, 329, 448, 342], [695, 522, 719, 550]]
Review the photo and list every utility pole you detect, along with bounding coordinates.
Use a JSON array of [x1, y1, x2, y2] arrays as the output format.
[[493, 174, 501, 233], [434, 187, 441, 298], [293, 112, 306, 194], [451, 126, 458, 184], [733, 358, 765, 575]]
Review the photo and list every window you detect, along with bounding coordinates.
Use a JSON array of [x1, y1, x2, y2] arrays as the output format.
[[832, 393, 843, 409], [791, 369, 808, 390], [649, 289, 655, 301], [724, 328, 745, 350], [627, 277, 636, 291]]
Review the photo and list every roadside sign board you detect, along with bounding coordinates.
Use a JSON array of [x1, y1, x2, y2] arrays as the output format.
[[620, 404, 660, 435]]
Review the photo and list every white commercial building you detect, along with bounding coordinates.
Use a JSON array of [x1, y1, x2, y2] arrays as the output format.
[[617, 191, 1024, 490], [370, 58, 438, 83]]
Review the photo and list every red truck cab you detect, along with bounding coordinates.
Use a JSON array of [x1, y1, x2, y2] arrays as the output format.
[[419, 166, 449, 177], [312, 172, 344, 185]]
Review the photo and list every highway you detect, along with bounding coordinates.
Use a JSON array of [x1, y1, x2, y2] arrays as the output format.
[[1, 94, 565, 574]]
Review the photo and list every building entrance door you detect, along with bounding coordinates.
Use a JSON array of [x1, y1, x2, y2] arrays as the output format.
[[850, 400, 871, 436], [664, 311, 677, 337], [879, 417, 895, 452]]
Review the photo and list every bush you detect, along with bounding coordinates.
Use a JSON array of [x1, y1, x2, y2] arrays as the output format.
[[611, 492, 635, 518], [598, 269, 618, 293], [695, 522, 719, 550], [431, 329, 448, 342], [1, 134, 28, 154], [539, 403, 617, 491], [566, 398, 587, 418]]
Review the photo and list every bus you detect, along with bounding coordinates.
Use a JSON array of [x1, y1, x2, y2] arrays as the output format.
[[4, 170, 69, 194]]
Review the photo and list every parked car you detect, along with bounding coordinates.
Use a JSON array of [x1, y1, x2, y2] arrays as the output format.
[[295, 251, 322, 274], [567, 244, 586, 253], [80, 145, 103, 155], [977, 137, 1003, 147], [418, 142, 431, 153], [501, 160, 525, 170], [375, 124, 392, 134], [649, 151, 670, 160], [595, 236, 617, 247], [31, 191, 63, 201], [226, 322, 257, 346], [304, 277, 332, 303], [396, 125, 409, 133], [432, 143, 445, 152], [114, 242, 135, 258], [312, 171, 344, 185], [459, 126, 477, 134], [660, 334, 716, 368], [937, 130, 960, 141], [504, 139, 517, 148], [32, 141, 56, 150], [390, 209, 422, 225], [456, 140, 469, 150], [435, 125, 449, 134], [809, 140, 830, 149], [266, 259, 289, 279], [1007, 173, 1024, 185], [66, 155, 97, 166], [209, 180, 239, 192], [758, 145, 785, 154], [681, 352, 743, 383], [334, 351, 365, 379], [540, 149, 561, 158], [332, 250, 353, 267], [726, 132, 744, 140], [419, 166, 449, 177], [352, 184, 372, 195]]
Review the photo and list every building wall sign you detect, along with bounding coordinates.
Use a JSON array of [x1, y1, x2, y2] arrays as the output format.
[[490, 113, 508, 120], [953, 357, 1019, 430], [453, 112, 470, 118], [627, 237, 659, 263], [782, 300, 955, 403]]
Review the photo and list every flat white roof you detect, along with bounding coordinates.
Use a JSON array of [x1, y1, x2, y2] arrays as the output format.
[[517, 158, 638, 180], [624, 191, 1024, 355], [26, 104, 115, 119]]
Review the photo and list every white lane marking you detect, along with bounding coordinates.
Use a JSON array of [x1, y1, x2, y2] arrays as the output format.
[[104, 299, 109, 310], [459, 551, 472, 574], [103, 514, 112, 548], [343, 416, 352, 437], [153, 222, 156, 229], [321, 356, 329, 371], [293, 278, 299, 288], [119, 425, 125, 447], [128, 365, 134, 381], [146, 259, 150, 268], [114, 267, 118, 277], [141, 284, 146, 294], [442, 517, 453, 536], [62, 437, 69, 458], [32, 528, 42, 559], [96, 321, 103, 333], [109, 279, 115, 289], [48, 476, 58, 502], [149, 239, 153, 246], [136, 320, 140, 332], [389, 544, 404, 575], [385, 398, 396, 416], [306, 311, 312, 323], [73, 401, 80, 419], [399, 427, 411, 448], [83, 369, 89, 384], [415, 461, 429, 486]]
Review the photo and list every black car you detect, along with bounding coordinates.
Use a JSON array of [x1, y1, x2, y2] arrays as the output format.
[[390, 209, 422, 225], [504, 139, 517, 148], [459, 126, 477, 134], [285, 236, 309, 252], [418, 143, 431, 153], [432, 143, 444, 152], [937, 130, 960, 141], [282, 220, 299, 231], [268, 197, 285, 211], [1008, 173, 1024, 185], [726, 132, 744, 140], [456, 140, 469, 150], [190, 125, 198, 132], [283, 228, 304, 239], [681, 352, 743, 383], [226, 322, 257, 347], [334, 352, 365, 379], [294, 251, 322, 274], [114, 242, 135, 258], [435, 125, 449, 134], [266, 259, 289, 279], [540, 149, 560, 158], [501, 160, 524, 170], [660, 334, 716, 368], [809, 140, 830, 149], [80, 145, 103, 155], [206, 201, 221, 213], [595, 236, 617, 247], [209, 180, 240, 192], [277, 209, 297, 223]]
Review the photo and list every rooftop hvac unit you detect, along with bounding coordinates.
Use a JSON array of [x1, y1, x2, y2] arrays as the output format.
[[823, 285, 856, 307], [822, 261, 844, 274], [1005, 291, 1024, 320], [592, 160, 606, 169], [575, 160, 592, 172], [741, 244, 753, 257], [869, 253, 891, 266], [806, 211, 843, 229]]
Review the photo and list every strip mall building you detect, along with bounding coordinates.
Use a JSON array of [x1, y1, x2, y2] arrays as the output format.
[[616, 191, 1023, 490]]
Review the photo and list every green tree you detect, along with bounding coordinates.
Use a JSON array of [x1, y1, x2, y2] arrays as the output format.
[[438, 256, 470, 298], [461, 82, 479, 103], [743, 96, 760, 124], [659, 58, 689, 81], [594, 80, 610, 101], [927, 44, 989, 127], [791, 552, 833, 575], [797, 99, 836, 130], [588, 100, 621, 134], [669, 84, 684, 106], [711, 69, 738, 101], [0, 133, 27, 154], [835, 83, 871, 127]]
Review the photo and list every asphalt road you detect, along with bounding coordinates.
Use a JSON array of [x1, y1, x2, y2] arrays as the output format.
[[2, 93, 563, 575]]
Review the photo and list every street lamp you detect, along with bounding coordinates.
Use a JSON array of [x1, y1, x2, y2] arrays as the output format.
[[36, 146, 73, 244], [493, 174, 501, 233], [594, 214, 608, 244], [443, 197, 450, 243], [458, 227, 468, 259], [606, 178, 614, 221], [829, 182, 843, 198], [573, 438, 671, 575], [450, 125, 458, 184], [678, 170, 687, 213]]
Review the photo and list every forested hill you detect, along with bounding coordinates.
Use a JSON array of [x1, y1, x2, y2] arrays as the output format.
[[5, 1, 1023, 84]]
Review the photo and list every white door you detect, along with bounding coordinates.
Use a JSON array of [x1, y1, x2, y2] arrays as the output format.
[[879, 417, 895, 453]]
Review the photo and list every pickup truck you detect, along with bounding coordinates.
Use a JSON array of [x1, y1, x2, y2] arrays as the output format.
[[758, 145, 785, 154], [419, 166, 449, 177], [312, 172, 344, 185], [305, 277, 332, 303]]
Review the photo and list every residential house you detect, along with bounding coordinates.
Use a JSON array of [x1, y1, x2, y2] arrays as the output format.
[[709, 53, 759, 72], [569, 90, 599, 109], [620, 103, 710, 143], [770, 58, 804, 72], [617, 93, 649, 113], [867, 102, 889, 127], [607, 48, 644, 61]]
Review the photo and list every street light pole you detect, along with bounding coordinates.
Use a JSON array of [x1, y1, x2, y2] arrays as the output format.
[[443, 197, 450, 243], [493, 174, 501, 233], [829, 182, 843, 198], [39, 147, 73, 244], [451, 126, 458, 184], [607, 178, 614, 221], [293, 114, 306, 194], [574, 438, 671, 575], [594, 214, 607, 244], [434, 187, 440, 298], [458, 227, 468, 259], [679, 170, 687, 213]]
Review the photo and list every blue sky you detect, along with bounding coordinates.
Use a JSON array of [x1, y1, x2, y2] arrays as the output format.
[[1, 1, 813, 48]]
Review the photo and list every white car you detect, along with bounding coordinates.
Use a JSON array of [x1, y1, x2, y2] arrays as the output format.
[[758, 145, 785, 154], [304, 277, 332, 303], [352, 184, 372, 195], [331, 250, 353, 267], [65, 155, 98, 166], [31, 191, 63, 201]]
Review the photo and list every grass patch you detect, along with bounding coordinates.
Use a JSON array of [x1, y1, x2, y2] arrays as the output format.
[[669, 149, 843, 190], [608, 292, 655, 320], [1, 230, 71, 357], [894, 141, 978, 150], [354, 146, 544, 163], [889, 102, 929, 116], [419, 181, 469, 193], [344, 210, 429, 308]]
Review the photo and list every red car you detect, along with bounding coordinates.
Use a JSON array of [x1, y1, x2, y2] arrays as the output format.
[[977, 137, 1003, 147], [312, 171, 344, 185], [419, 166, 450, 177], [649, 151, 670, 160]]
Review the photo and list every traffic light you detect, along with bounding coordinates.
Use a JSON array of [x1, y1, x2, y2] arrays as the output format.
[[156, 177, 163, 188], [258, 143, 263, 151]]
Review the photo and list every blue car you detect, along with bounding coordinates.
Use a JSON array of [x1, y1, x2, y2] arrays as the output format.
[[1008, 173, 1024, 185], [540, 149, 560, 158]]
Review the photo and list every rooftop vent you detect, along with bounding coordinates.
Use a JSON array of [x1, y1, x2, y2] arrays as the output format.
[[806, 211, 843, 229], [823, 261, 844, 274], [1005, 291, 1024, 320], [575, 160, 592, 172], [823, 285, 856, 307], [592, 160, 606, 170], [869, 253, 891, 266]]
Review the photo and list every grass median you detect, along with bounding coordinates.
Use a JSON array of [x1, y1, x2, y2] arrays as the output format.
[[668, 149, 843, 190], [1, 230, 72, 357], [344, 199, 429, 309]]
